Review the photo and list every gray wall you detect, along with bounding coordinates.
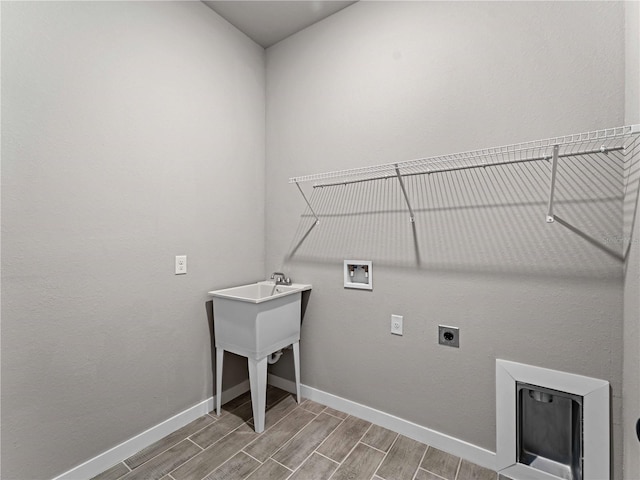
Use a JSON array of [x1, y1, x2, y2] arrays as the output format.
[[266, 0, 627, 473], [1, 2, 265, 479], [623, 1, 640, 478], [2, 1, 637, 479]]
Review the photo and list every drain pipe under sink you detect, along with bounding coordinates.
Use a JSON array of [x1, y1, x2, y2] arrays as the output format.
[[267, 350, 284, 364]]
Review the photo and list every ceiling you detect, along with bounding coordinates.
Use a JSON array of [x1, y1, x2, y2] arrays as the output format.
[[203, 1, 357, 48]]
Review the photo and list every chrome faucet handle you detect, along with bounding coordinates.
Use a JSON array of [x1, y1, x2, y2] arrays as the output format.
[[270, 272, 291, 285]]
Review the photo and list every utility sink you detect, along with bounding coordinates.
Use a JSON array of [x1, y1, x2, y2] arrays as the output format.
[[209, 281, 311, 358], [208, 281, 311, 433]]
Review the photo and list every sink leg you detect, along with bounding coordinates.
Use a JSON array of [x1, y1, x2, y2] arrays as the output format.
[[248, 356, 268, 433], [293, 342, 301, 404], [216, 348, 224, 416]]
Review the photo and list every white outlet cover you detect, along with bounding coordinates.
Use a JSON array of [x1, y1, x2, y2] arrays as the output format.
[[391, 314, 403, 335], [175, 255, 187, 275]]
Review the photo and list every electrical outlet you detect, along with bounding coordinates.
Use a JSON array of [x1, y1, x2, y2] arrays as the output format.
[[391, 314, 403, 336], [439, 325, 459, 347], [175, 255, 187, 275]]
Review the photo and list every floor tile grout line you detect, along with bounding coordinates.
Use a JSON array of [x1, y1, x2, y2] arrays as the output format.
[[270, 456, 296, 473], [241, 450, 264, 465], [257, 398, 311, 432], [300, 404, 327, 415], [242, 460, 264, 480], [411, 445, 430, 480], [240, 397, 314, 453], [272, 410, 344, 474], [372, 431, 402, 480], [166, 420, 256, 480], [95, 389, 500, 480], [416, 468, 448, 480], [263, 408, 321, 462], [199, 448, 262, 480], [360, 429, 399, 454], [367, 439, 392, 480], [313, 450, 342, 466], [187, 437, 205, 451], [324, 420, 393, 480], [280, 417, 346, 478], [310, 414, 347, 453], [453, 456, 462, 480], [123, 414, 220, 474], [123, 436, 199, 478], [320, 416, 374, 466], [322, 409, 348, 420]]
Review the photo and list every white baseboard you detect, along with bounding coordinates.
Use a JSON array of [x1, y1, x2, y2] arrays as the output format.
[[268, 374, 497, 471], [53, 375, 497, 479], [51, 380, 251, 480]]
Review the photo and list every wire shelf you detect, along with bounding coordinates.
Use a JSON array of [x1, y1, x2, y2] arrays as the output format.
[[289, 125, 640, 187]]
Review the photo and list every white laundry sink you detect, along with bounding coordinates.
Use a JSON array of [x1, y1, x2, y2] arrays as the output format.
[[209, 281, 311, 359], [208, 280, 311, 433]]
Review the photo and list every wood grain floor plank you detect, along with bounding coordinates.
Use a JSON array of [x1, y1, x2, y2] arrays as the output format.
[[201, 452, 259, 480], [299, 399, 327, 414], [329, 443, 384, 480], [90, 462, 130, 480], [456, 460, 496, 480], [120, 440, 201, 480], [414, 469, 447, 480], [91, 397, 498, 480], [420, 447, 460, 480], [245, 459, 292, 480], [190, 402, 253, 449], [125, 415, 214, 469], [272, 413, 343, 470], [171, 425, 258, 480], [322, 407, 348, 420], [316, 416, 371, 462], [288, 452, 338, 480], [360, 425, 398, 452], [375, 434, 427, 480], [259, 394, 300, 431], [266, 387, 290, 407], [243, 407, 316, 462], [219, 391, 252, 413]]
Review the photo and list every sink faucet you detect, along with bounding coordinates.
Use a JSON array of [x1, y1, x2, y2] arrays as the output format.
[[270, 272, 292, 285]]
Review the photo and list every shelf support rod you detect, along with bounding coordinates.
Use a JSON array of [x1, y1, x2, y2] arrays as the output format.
[[546, 145, 559, 223], [295, 181, 320, 225], [394, 165, 415, 223]]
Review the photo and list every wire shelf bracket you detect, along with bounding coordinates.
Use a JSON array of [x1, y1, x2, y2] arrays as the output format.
[[546, 145, 560, 223], [295, 181, 319, 225], [289, 124, 640, 226], [394, 164, 415, 223]]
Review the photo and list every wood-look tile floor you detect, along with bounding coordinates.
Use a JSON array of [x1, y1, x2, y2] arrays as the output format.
[[92, 387, 499, 480]]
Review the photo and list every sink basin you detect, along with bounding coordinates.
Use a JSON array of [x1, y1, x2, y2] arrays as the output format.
[[210, 282, 305, 304], [209, 281, 311, 358], [209, 281, 311, 433]]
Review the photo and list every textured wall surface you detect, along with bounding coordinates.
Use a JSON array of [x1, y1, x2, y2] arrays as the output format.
[[2, 1, 637, 479], [266, 1, 627, 474], [623, 2, 640, 478], [1, 2, 265, 479]]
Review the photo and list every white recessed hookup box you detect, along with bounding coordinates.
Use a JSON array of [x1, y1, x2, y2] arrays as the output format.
[[344, 260, 373, 290]]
